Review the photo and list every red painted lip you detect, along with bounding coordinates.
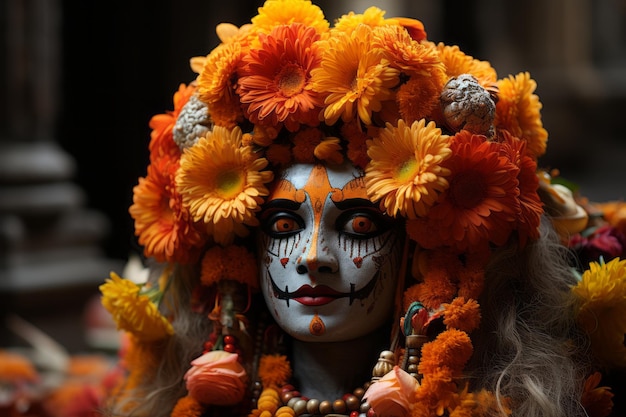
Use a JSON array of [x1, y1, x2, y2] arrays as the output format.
[[292, 284, 342, 306]]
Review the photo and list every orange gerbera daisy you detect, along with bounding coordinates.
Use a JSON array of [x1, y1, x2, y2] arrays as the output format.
[[176, 126, 274, 245], [498, 130, 543, 246], [129, 158, 206, 264], [237, 23, 323, 132], [196, 41, 246, 128], [408, 131, 520, 251], [149, 83, 196, 162], [365, 119, 452, 219], [251, 0, 329, 35], [311, 24, 400, 126], [495, 72, 548, 158], [431, 42, 497, 88]]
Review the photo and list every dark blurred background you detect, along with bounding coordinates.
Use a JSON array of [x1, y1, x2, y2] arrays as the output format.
[[1, 0, 625, 352]]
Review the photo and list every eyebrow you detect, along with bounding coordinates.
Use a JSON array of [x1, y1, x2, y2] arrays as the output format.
[[334, 198, 379, 210], [262, 198, 302, 211]]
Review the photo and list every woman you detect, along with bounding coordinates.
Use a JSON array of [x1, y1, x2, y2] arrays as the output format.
[[99, 1, 623, 416]]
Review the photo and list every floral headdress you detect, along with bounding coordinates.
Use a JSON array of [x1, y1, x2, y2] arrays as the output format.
[[99, 1, 626, 417]]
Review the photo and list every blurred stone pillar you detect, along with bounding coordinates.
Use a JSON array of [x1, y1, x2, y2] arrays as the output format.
[[0, 0, 122, 352]]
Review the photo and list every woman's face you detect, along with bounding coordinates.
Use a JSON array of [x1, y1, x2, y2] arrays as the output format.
[[257, 162, 403, 342]]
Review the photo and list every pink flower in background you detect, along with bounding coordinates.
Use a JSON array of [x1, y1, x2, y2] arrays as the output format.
[[363, 366, 419, 417], [184, 350, 247, 405]]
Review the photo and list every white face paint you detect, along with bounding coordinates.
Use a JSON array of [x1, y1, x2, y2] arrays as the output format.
[[257, 162, 402, 342]]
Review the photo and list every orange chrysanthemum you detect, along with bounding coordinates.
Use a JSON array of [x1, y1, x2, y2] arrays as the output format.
[[200, 244, 259, 289], [365, 119, 452, 219], [311, 24, 400, 126], [149, 83, 196, 162], [408, 131, 520, 251], [176, 126, 274, 245], [238, 23, 323, 132], [196, 42, 246, 128], [130, 158, 206, 264], [495, 72, 548, 158], [265, 143, 293, 167], [258, 354, 292, 388], [431, 42, 497, 88], [251, 0, 329, 35], [498, 130, 543, 246]]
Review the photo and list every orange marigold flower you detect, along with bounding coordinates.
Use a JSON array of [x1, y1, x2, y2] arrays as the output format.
[[251, 0, 329, 35], [238, 23, 323, 132], [292, 127, 323, 163], [196, 42, 246, 128], [176, 126, 274, 245], [311, 24, 400, 126], [341, 120, 370, 169], [365, 119, 452, 219], [431, 42, 497, 88], [130, 158, 206, 264], [498, 130, 543, 246], [266, 143, 293, 167], [418, 329, 473, 377], [495, 72, 548, 158], [442, 297, 481, 333], [408, 131, 520, 251], [258, 354, 292, 389], [0, 350, 38, 383], [171, 395, 205, 417], [581, 372, 614, 417], [200, 244, 259, 289]]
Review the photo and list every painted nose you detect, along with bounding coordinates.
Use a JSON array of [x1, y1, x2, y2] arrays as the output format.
[[296, 256, 338, 275]]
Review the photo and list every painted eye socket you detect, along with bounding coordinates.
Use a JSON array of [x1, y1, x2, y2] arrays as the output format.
[[338, 211, 386, 239], [262, 212, 304, 238]]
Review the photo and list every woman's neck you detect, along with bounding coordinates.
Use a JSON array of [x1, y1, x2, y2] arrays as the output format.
[[289, 326, 390, 400]]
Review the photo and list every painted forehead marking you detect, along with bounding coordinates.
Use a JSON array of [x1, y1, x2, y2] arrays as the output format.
[[265, 164, 369, 205]]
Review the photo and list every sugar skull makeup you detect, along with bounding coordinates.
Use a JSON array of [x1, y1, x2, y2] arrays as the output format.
[[258, 162, 402, 342]]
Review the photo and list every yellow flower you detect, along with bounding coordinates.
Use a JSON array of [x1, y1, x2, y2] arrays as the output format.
[[176, 126, 274, 245], [495, 72, 548, 158], [311, 24, 400, 126], [365, 119, 451, 218], [431, 42, 497, 88], [332, 6, 389, 33], [572, 257, 626, 368], [251, 0, 329, 35], [99, 272, 174, 342]]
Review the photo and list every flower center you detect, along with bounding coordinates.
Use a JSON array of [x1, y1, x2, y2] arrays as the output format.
[[450, 171, 485, 208], [395, 159, 419, 183], [277, 64, 306, 97], [216, 170, 245, 199]]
